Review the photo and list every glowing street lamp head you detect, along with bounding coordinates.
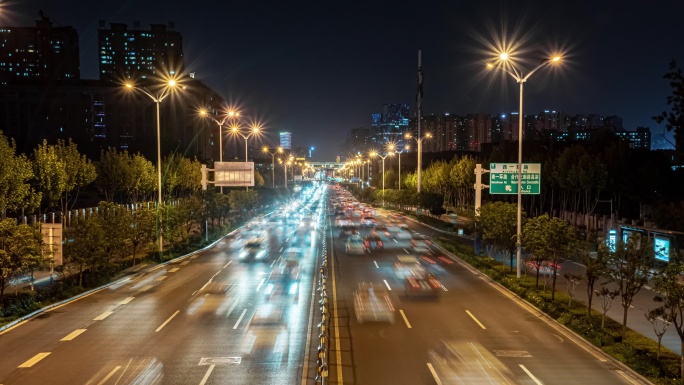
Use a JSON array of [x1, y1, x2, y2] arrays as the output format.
[[168, 79, 177, 87], [552, 56, 561, 62], [426, 133, 432, 138], [231, 126, 239, 133], [125, 82, 134, 89], [486, 62, 495, 69], [388, 144, 395, 151], [404, 133, 412, 139], [500, 52, 509, 61], [262, 146, 268, 153], [199, 109, 207, 116]]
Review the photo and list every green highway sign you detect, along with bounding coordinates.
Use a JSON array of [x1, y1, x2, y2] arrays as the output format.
[[489, 163, 541, 195]]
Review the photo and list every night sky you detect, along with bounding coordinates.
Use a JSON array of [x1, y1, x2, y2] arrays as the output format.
[[5, 0, 684, 158]]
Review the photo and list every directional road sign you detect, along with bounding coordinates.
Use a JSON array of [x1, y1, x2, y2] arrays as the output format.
[[489, 163, 541, 195]]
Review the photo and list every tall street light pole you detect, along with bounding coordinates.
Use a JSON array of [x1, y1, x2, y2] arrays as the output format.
[[125, 78, 181, 255], [487, 53, 561, 278], [263, 146, 283, 188], [405, 132, 431, 192], [200, 108, 239, 193], [231, 125, 261, 190], [370, 150, 393, 207]]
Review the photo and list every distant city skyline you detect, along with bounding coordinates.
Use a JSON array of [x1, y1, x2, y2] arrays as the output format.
[[4, 0, 683, 158]]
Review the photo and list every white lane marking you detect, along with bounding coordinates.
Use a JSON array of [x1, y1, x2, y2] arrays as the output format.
[[223, 261, 233, 269], [440, 283, 448, 292], [60, 328, 87, 341], [519, 364, 543, 385], [374, 261, 379, 269], [118, 297, 135, 305], [393, 239, 398, 243], [233, 309, 247, 329], [399, 309, 412, 329], [279, 247, 284, 252], [427, 363, 443, 385], [96, 366, 121, 385], [180, 261, 190, 266], [270, 260, 276, 268], [403, 248, 409, 253], [18, 352, 51, 368], [466, 310, 486, 329], [139, 285, 153, 292], [155, 310, 180, 332], [256, 278, 266, 292], [168, 267, 180, 273], [383, 280, 392, 291], [155, 276, 167, 282], [615, 369, 642, 385], [199, 281, 210, 292], [198, 364, 215, 385], [93, 311, 114, 321]]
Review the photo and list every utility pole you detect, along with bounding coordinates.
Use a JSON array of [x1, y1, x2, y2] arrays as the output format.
[[416, 49, 423, 193]]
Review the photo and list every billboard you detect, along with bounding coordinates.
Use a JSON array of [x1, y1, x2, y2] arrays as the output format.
[[41, 223, 63, 266], [214, 162, 254, 187]]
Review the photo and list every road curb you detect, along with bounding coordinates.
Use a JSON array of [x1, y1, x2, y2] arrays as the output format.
[[379, 208, 475, 240], [0, 218, 259, 335], [432, 242, 654, 385]]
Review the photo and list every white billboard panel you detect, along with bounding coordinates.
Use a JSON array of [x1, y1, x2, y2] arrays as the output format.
[[214, 162, 254, 187]]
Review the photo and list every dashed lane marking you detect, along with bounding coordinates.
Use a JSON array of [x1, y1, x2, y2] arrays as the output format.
[[93, 311, 114, 321], [233, 309, 247, 329], [18, 352, 51, 368], [60, 329, 87, 341], [96, 366, 121, 385], [118, 297, 135, 305], [169, 268, 180, 273], [374, 261, 379, 269], [519, 364, 543, 385], [155, 310, 180, 332], [399, 309, 412, 329], [427, 363, 442, 385], [466, 310, 486, 329]]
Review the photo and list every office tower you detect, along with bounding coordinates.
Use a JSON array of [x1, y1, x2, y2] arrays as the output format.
[[0, 12, 80, 85], [280, 132, 292, 150], [98, 21, 184, 83]]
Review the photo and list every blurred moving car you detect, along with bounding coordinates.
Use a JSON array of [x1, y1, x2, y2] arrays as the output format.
[[363, 235, 384, 252], [396, 229, 413, 240], [393, 255, 427, 279], [405, 273, 441, 298], [353, 283, 395, 323], [428, 341, 519, 384], [411, 239, 432, 254], [239, 239, 269, 262], [247, 303, 288, 353], [345, 238, 366, 255], [338, 225, 359, 238], [361, 216, 377, 228]]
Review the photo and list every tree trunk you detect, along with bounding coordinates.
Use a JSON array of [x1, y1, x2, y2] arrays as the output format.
[[681, 340, 684, 378], [622, 304, 629, 338], [586, 280, 594, 317], [78, 263, 84, 287], [551, 264, 558, 300], [535, 267, 540, 287]]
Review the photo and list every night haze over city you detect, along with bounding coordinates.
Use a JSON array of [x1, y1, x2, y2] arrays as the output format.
[[5, 0, 683, 156]]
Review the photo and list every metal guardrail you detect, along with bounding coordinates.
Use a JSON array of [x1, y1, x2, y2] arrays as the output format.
[[315, 216, 329, 384]]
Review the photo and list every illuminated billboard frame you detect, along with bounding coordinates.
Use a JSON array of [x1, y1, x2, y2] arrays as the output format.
[[214, 162, 254, 187]]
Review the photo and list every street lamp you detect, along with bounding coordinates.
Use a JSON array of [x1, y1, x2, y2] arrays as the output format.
[[487, 52, 562, 278], [199, 108, 239, 193], [370, 149, 393, 207], [125, 77, 182, 254], [393, 144, 409, 190], [404, 132, 432, 192], [262, 146, 283, 188], [230, 125, 262, 162]]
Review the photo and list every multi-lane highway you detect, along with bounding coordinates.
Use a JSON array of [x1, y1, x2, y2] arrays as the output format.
[[326, 187, 648, 385], [0, 183, 652, 385], [0, 186, 327, 385]]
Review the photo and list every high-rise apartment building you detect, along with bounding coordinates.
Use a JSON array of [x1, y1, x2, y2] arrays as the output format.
[[0, 13, 80, 85], [280, 132, 292, 150], [371, 103, 410, 146], [98, 21, 184, 83]]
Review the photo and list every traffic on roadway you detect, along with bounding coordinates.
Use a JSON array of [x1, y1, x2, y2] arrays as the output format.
[[0, 185, 328, 385], [326, 184, 645, 385], [0, 182, 648, 385]]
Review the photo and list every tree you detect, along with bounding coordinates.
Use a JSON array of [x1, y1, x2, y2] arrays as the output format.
[[579, 239, 608, 317], [56, 139, 96, 213], [645, 308, 671, 362], [0, 219, 43, 303], [653, 60, 684, 160], [564, 273, 583, 307], [606, 233, 654, 337], [97, 202, 132, 270], [652, 261, 684, 375], [125, 153, 156, 203], [477, 202, 520, 273], [254, 171, 265, 188], [96, 148, 128, 202], [0, 132, 38, 218], [595, 286, 619, 329], [63, 215, 106, 287], [130, 206, 155, 266], [228, 190, 258, 215], [522, 214, 575, 299]]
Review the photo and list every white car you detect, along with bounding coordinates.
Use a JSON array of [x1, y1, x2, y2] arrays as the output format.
[[345, 238, 366, 255], [353, 283, 395, 324], [396, 229, 413, 240]]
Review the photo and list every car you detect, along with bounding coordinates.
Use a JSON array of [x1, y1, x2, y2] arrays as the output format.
[[239, 239, 269, 262], [345, 238, 366, 255], [272, 258, 301, 282], [393, 255, 427, 279], [247, 303, 288, 352], [411, 239, 431, 254], [363, 235, 384, 251], [396, 229, 413, 240], [361, 216, 377, 227], [405, 273, 441, 298], [353, 283, 395, 324], [338, 225, 359, 238], [427, 341, 518, 384]]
